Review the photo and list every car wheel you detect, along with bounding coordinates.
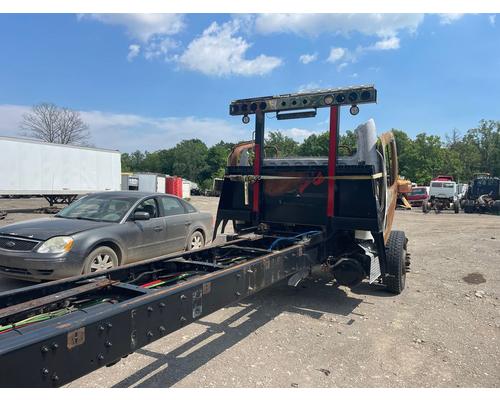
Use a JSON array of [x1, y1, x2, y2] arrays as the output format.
[[83, 246, 119, 274], [188, 231, 205, 250]]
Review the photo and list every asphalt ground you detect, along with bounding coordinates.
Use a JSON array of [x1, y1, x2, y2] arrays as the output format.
[[0, 197, 498, 387]]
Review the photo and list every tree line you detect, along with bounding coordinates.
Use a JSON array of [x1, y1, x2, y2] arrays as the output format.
[[121, 119, 499, 189]]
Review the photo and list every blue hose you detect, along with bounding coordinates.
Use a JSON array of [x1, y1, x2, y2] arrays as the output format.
[[268, 230, 321, 251]]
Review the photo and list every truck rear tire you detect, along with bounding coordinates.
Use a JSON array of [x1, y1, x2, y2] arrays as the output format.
[[422, 201, 429, 213], [383, 231, 407, 294], [454, 200, 460, 214]]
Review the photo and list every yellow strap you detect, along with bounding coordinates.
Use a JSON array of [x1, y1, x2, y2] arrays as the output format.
[[227, 172, 383, 181]]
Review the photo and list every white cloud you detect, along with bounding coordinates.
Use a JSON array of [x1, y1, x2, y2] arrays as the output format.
[[127, 44, 140, 61], [326, 36, 399, 71], [254, 14, 424, 39], [0, 105, 26, 135], [327, 47, 346, 63], [297, 82, 321, 93], [177, 21, 282, 77], [80, 14, 185, 42], [299, 53, 317, 64], [0, 104, 247, 153], [439, 14, 464, 25], [489, 15, 496, 26], [337, 62, 349, 72], [372, 36, 400, 50], [144, 37, 179, 61], [280, 128, 318, 141]]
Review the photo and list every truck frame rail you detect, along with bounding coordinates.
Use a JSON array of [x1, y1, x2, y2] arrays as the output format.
[[0, 232, 322, 387]]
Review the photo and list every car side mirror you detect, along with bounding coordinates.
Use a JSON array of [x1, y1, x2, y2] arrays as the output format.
[[133, 211, 150, 221]]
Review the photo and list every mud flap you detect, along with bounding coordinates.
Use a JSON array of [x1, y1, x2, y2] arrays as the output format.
[[287, 269, 309, 287], [368, 253, 381, 283]]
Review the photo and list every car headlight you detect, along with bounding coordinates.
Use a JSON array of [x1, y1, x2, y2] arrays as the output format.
[[37, 236, 74, 254]]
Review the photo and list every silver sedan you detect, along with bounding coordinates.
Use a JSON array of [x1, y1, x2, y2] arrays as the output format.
[[0, 191, 213, 281]]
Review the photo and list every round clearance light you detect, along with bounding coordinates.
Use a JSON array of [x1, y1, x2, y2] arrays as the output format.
[[349, 105, 359, 116], [242, 114, 250, 124], [361, 90, 371, 101], [302, 99, 308, 105], [348, 92, 358, 102], [259, 102, 267, 110], [324, 95, 334, 105], [281, 101, 287, 107], [292, 100, 297, 105], [336, 94, 346, 103], [250, 103, 258, 112]]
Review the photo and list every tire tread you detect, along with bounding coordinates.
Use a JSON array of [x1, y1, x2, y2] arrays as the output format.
[[384, 230, 407, 294]]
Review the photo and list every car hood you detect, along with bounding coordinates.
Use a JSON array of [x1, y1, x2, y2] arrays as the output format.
[[0, 217, 113, 241]]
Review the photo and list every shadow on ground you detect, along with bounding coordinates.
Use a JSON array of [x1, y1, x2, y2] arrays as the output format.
[[113, 278, 365, 388]]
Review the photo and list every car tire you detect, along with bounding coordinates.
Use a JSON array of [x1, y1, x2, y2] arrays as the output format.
[[454, 200, 460, 214], [383, 231, 407, 295], [82, 246, 119, 275], [188, 230, 205, 250], [422, 200, 429, 213]]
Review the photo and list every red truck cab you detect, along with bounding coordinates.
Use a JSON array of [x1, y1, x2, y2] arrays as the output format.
[[407, 186, 429, 206]]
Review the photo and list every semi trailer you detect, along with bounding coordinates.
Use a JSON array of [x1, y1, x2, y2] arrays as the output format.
[[0, 84, 410, 387], [0, 136, 121, 205]]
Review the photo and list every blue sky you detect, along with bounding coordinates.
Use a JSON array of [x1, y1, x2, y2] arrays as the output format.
[[0, 13, 498, 152]]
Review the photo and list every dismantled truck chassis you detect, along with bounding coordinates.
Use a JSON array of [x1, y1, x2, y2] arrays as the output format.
[[0, 85, 410, 387]]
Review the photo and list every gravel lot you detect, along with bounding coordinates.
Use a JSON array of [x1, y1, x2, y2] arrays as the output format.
[[0, 196, 499, 387]]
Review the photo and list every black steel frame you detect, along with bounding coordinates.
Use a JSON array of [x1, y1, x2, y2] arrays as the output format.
[[0, 234, 322, 387]]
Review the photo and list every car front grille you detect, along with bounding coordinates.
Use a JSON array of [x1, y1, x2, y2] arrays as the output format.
[[0, 266, 31, 275], [0, 265, 54, 276], [0, 266, 54, 276], [0, 236, 40, 251]]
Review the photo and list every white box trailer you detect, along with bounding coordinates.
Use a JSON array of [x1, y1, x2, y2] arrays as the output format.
[[133, 173, 166, 193], [0, 136, 121, 205], [182, 180, 191, 200]]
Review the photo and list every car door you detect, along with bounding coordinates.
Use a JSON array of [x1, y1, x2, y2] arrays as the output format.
[[158, 196, 189, 252], [126, 197, 167, 261]]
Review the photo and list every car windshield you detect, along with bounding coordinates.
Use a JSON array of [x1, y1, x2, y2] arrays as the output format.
[[411, 188, 426, 195], [57, 195, 138, 222]]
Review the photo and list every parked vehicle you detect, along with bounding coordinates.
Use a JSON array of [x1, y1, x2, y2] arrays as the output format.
[[423, 180, 459, 213], [407, 186, 429, 206], [0, 191, 212, 281], [463, 174, 500, 214], [0, 136, 121, 205], [133, 173, 166, 193]]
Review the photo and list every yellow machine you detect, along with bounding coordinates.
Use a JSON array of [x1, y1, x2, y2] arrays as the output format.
[[397, 177, 413, 210]]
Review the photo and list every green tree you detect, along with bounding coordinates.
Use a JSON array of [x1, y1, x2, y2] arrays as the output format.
[[298, 132, 329, 156], [265, 131, 299, 157], [169, 139, 209, 184], [467, 120, 500, 177], [205, 141, 234, 180], [392, 129, 413, 179]]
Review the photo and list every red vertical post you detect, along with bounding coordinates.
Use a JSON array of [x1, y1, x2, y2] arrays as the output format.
[[252, 143, 261, 212], [252, 111, 265, 214], [327, 106, 339, 217]]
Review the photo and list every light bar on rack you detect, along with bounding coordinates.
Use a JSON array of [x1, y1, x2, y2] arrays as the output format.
[[229, 85, 376, 116]]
